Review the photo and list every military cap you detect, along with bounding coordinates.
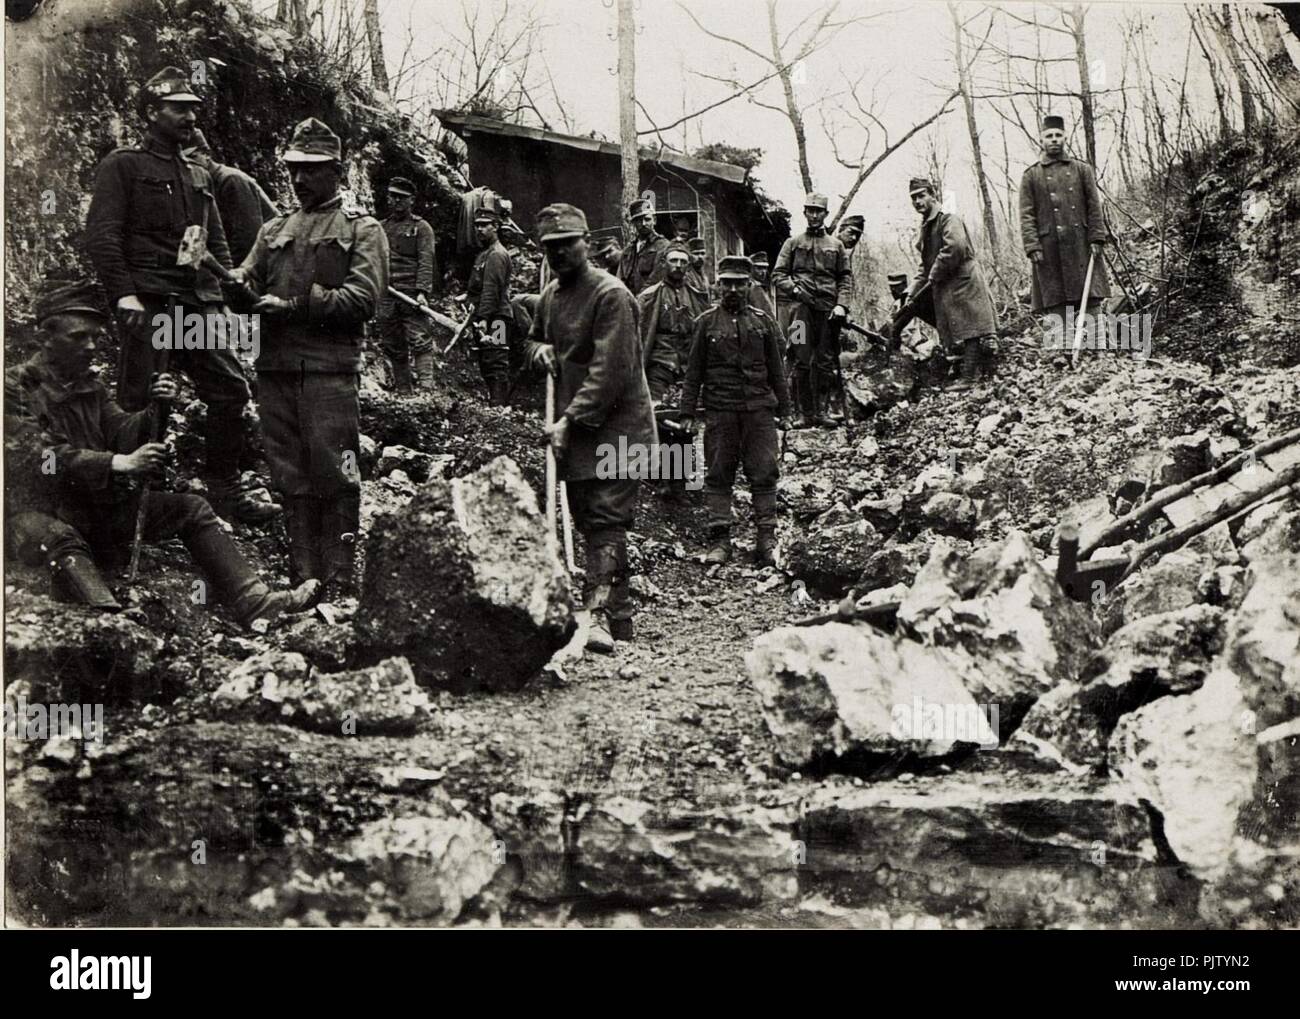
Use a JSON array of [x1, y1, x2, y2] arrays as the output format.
[[185, 127, 213, 155], [387, 176, 416, 196], [144, 66, 202, 104], [887, 272, 909, 289], [34, 278, 107, 325], [628, 198, 655, 219], [687, 237, 706, 253], [750, 251, 769, 267], [803, 192, 829, 210], [840, 214, 865, 232], [665, 241, 691, 257], [283, 118, 342, 163], [537, 203, 589, 241], [594, 236, 620, 254], [475, 191, 505, 222], [1042, 114, 1065, 131], [717, 254, 753, 280], [908, 177, 935, 195]]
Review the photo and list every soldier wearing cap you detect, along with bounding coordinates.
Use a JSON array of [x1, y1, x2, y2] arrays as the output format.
[[182, 128, 279, 266], [524, 203, 656, 655], [378, 175, 437, 395], [617, 198, 670, 295], [85, 66, 274, 526], [4, 278, 316, 626], [638, 240, 709, 404], [837, 214, 864, 253], [747, 252, 776, 319], [679, 255, 791, 567], [593, 236, 623, 274], [1019, 114, 1110, 328], [468, 192, 516, 406], [685, 237, 711, 297], [899, 177, 998, 388], [771, 191, 853, 427], [233, 118, 389, 601]]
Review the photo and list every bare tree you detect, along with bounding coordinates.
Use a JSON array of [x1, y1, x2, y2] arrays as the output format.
[[950, 3, 998, 246], [1207, 3, 1258, 134], [364, 0, 390, 95], [1190, 7, 1232, 138], [677, 0, 882, 193]]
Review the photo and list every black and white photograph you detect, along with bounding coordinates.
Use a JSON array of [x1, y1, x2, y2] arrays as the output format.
[[1, 0, 1297, 973]]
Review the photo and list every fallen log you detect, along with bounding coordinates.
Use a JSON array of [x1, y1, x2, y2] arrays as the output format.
[[1079, 426, 1300, 559]]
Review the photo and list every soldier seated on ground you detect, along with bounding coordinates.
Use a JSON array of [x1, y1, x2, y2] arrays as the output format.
[[4, 279, 318, 628]]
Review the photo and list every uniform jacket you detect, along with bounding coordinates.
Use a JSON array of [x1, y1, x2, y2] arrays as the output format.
[[382, 214, 436, 296], [5, 354, 151, 514], [912, 207, 998, 345], [772, 230, 852, 312], [618, 233, 670, 294], [746, 281, 777, 319], [1019, 154, 1111, 311], [685, 266, 712, 300], [239, 194, 389, 373], [681, 303, 791, 418], [85, 133, 233, 305], [468, 240, 514, 323], [211, 162, 279, 266], [525, 264, 656, 481], [636, 279, 708, 365]]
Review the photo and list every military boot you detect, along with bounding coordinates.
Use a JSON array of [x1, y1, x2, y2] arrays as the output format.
[[231, 578, 321, 631], [705, 526, 732, 565], [208, 475, 284, 527], [284, 497, 322, 589], [319, 494, 361, 603], [979, 335, 999, 380], [583, 545, 618, 654], [949, 339, 981, 391], [413, 352, 436, 391], [51, 552, 122, 611], [391, 359, 414, 397], [488, 377, 511, 407], [753, 526, 777, 567]]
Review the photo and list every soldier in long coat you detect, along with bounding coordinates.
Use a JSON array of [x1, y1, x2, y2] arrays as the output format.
[[1019, 114, 1110, 321]]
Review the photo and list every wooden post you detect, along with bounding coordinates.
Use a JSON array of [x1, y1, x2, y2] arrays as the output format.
[[617, 0, 639, 240]]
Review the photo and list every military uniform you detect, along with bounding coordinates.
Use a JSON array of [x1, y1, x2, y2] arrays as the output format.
[[185, 128, 279, 266], [525, 204, 656, 645], [378, 176, 437, 392], [772, 194, 852, 421], [637, 276, 708, 402], [468, 237, 515, 404], [685, 237, 712, 298], [1019, 152, 1110, 316], [3, 281, 308, 625], [682, 256, 791, 564], [618, 199, 670, 295], [83, 68, 254, 517], [236, 119, 389, 596]]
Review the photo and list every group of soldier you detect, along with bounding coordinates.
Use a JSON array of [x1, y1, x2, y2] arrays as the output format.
[[4, 62, 1110, 658]]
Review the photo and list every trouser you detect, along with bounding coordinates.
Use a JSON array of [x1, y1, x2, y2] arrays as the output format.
[[565, 477, 637, 623], [475, 316, 516, 389], [782, 303, 841, 416], [644, 331, 692, 403], [703, 408, 779, 531], [14, 496, 262, 607], [377, 294, 435, 366], [257, 370, 362, 588], [115, 294, 251, 483]]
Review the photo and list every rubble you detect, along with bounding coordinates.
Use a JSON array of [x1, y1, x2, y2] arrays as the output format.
[[352, 456, 576, 692]]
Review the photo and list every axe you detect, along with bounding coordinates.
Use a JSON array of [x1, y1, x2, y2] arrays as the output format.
[[386, 286, 463, 333]]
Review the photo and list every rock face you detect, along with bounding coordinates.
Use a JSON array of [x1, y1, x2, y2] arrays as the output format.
[[746, 623, 999, 769], [352, 456, 576, 692], [1015, 605, 1225, 771], [783, 521, 879, 597], [212, 653, 432, 736], [898, 532, 1099, 730], [1110, 554, 1300, 927]]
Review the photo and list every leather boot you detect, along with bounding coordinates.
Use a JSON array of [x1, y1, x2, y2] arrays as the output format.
[[950, 339, 981, 391], [413, 352, 436, 391], [230, 578, 321, 630], [391, 358, 414, 397], [207, 475, 283, 526], [285, 497, 322, 588], [979, 335, 999, 380], [705, 526, 732, 565], [51, 552, 122, 611], [319, 494, 361, 602], [583, 544, 618, 654], [183, 512, 315, 627], [752, 489, 779, 567], [488, 377, 510, 407]]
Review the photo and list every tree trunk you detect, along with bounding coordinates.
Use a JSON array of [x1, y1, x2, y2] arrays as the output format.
[[1250, 6, 1300, 116], [617, 0, 640, 236], [1068, 4, 1097, 165], [364, 0, 390, 96], [1190, 9, 1232, 138], [1210, 3, 1258, 133], [768, 0, 813, 195], [950, 4, 997, 248]]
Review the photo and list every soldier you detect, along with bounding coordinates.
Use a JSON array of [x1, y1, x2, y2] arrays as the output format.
[[85, 66, 276, 526], [234, 118, 389, 601], [899, 177, 998, 389], [525, 203, 656, 655], [181, 128, 278, 265], [618, 198, 670, 295], [638, 241, 709, 403], [378, 176, 437, 395], [747, 252, 776, 318], [4, 279, 316, 625], [594, 236, 623, 274], [685, 237, 711, 294], [467, 192, 516, 406], [1019, 114, 1110, 331], [836, 214, 864, 254], [771, 192, 852, 428], [672, 216, 693, 243], [679, 256, 791, 568]]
